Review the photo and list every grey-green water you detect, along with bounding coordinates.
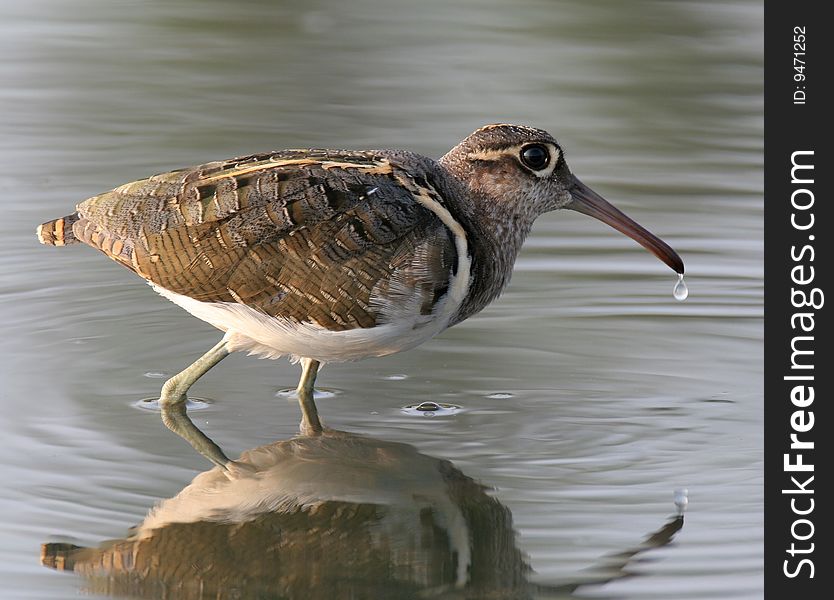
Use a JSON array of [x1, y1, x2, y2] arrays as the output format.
[[1, 1, 762, 598]]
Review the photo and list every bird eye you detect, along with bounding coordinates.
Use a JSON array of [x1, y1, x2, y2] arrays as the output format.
[[520, 144, 550, 171]]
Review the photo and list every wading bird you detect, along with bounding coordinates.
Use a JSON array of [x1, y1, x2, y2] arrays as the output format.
[[37, 124, 684, 468]]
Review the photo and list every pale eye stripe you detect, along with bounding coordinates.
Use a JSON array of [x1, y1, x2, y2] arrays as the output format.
[[465, 148, 516, 162]]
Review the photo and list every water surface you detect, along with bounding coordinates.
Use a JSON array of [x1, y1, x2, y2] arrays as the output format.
[[1, 1, 762, 598]]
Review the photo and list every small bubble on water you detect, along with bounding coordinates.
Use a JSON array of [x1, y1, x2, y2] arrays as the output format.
[[401, 402, 461, 417], [383, 374, 408, 381], [673, 274, 689, 301]]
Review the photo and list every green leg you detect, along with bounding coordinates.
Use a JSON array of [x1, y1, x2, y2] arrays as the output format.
[[297, 358, 323, 435], [159, 338, 231, 469]]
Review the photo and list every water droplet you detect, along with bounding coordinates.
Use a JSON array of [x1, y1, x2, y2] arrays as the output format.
[[674, 488, 689, 514], [673, 274, 689, 301], [401, 402, 461, 417]]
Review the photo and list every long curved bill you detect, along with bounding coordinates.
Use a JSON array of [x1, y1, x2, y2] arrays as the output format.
[[566, 175, 684, 274]]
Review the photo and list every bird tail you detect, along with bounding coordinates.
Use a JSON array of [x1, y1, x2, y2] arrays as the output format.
[[36, 213, 81, 246]]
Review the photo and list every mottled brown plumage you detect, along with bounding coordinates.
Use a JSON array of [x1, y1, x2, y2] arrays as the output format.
[[37, 124, 684, 467], [41, 150, 460, 331]]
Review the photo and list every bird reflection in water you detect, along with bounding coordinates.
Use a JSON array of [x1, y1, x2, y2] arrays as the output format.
[[42, 430, 683, 599]]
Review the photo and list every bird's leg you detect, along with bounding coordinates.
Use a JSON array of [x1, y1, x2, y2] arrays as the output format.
[[159, 337, 231, 469], [296, 358, 323, 436]]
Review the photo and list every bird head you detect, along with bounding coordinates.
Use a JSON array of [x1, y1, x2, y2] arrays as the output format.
[[440, 124, 684, 274]]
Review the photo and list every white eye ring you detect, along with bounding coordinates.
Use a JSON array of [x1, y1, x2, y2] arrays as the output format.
[[520, 144, 550, 170]]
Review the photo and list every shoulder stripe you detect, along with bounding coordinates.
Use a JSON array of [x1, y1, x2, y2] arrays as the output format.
[[392, 170, 471, 324]]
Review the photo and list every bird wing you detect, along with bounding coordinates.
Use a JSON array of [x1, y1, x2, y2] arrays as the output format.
[[71, 150, 458, 331]]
